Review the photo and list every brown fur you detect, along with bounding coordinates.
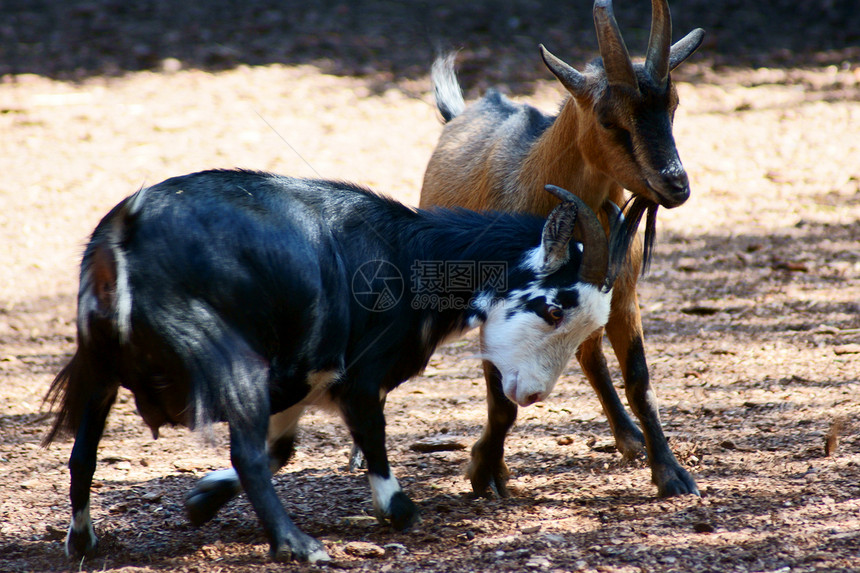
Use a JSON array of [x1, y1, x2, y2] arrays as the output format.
[[420, 1, 704, 497]]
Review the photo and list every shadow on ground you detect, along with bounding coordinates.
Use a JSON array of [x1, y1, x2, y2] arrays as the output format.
[[3, 0, 859, 91]]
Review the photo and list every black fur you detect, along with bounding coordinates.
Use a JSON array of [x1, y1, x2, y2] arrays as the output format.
[[611, 195, 657, 275], [43, 169, 607, 563]]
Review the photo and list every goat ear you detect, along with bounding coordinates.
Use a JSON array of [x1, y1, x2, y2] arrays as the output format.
[[539, 197, 579, 275], [542, 185, 609, 287], [540, 45, 588, 97], [668, 28, 705, 71]]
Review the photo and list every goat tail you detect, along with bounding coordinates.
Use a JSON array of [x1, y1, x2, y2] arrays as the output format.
[[41, 240, 125, 445], [431, 53, 465, 123], [42, 191, 143, 446]]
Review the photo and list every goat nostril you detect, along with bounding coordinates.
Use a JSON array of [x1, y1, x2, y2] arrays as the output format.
[[524, 392, 542, 406], [670, 172, 689, 193]]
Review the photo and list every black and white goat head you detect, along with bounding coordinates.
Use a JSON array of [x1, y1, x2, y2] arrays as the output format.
[[43, 170, 628, 563]]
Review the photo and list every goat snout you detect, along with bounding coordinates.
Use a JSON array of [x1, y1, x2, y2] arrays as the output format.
[[649, 169, 690, 209], [503, 372, 549, 407]]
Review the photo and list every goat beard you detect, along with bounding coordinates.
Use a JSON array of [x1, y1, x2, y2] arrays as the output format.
[[610, 196, 659, 277]]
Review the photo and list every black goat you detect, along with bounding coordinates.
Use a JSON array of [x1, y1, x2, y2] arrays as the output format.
[[44, 169, 628, 562]]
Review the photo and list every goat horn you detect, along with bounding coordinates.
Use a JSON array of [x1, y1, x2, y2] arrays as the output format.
[[645, 0, 672, 87], [540, 45, 588, 96], [544, 185, 608, 288], [593, 0, 638, 91], [669, 28, 705, 71]]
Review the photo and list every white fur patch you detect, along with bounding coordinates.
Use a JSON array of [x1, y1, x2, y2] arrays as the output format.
[[112, 242, 132, 343], [65, 502, 95, 557], [481, 283, 611, 406], [109, 197, 136, 343], [196, 468, 240, 491], [521, 246, 545, 273], [76, 268, 98, 343], [368, 473, 402, 516], [78, 208, 134, 344]]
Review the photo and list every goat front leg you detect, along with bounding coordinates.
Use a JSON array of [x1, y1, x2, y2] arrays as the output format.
[[66, 393, 115, 558], [339, 388, 417, 529], [468, 360, 517, 498], [606, 292, 699, 497], [576, 330, 647, 460], [229, 418, 328, 562], [186, 407, 303, 526]]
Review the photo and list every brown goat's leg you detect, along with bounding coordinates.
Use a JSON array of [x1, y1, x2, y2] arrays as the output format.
[[605, 293, 699, 497], [575, 329, 647, 459], [468, 360, 517, 498]]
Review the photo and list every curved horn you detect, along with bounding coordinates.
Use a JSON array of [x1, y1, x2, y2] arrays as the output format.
[[669, 28, 705, 71], [593, 0, 638, 90], [645, 0, 672, 87], [544, 185, 608, 287], [540, 44, 588, 97]]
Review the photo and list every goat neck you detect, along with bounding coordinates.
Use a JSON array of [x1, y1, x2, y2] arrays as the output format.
[[516, 97, 623, 219]]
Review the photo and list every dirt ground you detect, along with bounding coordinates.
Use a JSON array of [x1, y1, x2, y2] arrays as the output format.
[[1, 2, 859, 572]]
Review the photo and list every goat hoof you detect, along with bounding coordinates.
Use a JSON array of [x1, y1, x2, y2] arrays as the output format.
[[470, 474, 510, 498], [66, 527, 98, 559], [468, 458, 510, 498], [382, 491, 419, 531], [185, 469, 242, 526], [616, 434, 647, 462], [186, 486, 240, 525], [271, 536, 330, 563], [655, 466, 700, 498], [488, 477, 511, 499]]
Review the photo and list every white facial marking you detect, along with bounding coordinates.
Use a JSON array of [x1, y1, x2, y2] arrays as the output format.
[[481, 283, 611, 407], [369, 473, 402, 517]]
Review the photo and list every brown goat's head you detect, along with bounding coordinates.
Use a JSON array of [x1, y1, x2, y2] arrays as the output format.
[[540, 0, 704, 210]]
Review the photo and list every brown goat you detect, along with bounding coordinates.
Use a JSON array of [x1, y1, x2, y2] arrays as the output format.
[[420, 0, 704, 498]]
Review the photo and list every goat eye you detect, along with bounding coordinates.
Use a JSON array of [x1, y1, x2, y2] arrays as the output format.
[[601, 119, 628, 134], [545, 305, 563, 326]]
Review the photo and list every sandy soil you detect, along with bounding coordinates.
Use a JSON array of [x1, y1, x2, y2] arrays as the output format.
[[1, 2, 859, 572]]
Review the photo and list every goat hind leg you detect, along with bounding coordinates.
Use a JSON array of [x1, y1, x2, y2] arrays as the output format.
[[66, 393, 115, 558], [468, 361, 517, 498], [186, 407, 303, 526], [229, 419, 327, 562]]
